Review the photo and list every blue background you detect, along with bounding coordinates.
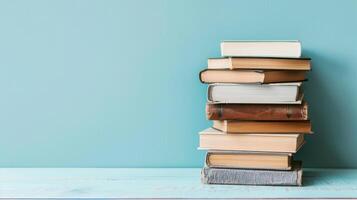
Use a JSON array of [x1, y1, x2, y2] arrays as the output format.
[[0, 0, 356, 167]]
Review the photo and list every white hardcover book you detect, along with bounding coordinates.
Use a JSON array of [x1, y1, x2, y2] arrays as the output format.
[[221, 40, 301, 58], [207, 82, 302, 104]]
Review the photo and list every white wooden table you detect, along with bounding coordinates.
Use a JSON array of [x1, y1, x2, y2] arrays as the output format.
[[1, 168, 357, 199]]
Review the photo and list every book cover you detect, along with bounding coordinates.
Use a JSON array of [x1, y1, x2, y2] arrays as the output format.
[[207, 83, 303, 104], [206, 151, 292, 170], [207, 57, 311, 71], [201, 161, 302, 186], [206, 102, 308, 120], [199, 69, 307, 84], [221, 40, 301, 58], [213, 120, 312, 133], [199, 128, 305, 153]]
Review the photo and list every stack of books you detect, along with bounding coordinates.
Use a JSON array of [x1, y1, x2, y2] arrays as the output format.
[[198, 41, 312, 186]]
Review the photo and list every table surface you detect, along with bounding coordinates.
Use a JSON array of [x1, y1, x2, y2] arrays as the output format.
[[1, 168, 357, 198]]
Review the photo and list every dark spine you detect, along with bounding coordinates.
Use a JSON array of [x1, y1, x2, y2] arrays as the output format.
[[206, 102, 308, 120], [198, 69, 208, 83]]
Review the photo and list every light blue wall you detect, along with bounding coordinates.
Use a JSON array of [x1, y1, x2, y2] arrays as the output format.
[[0, 0, 356, 167]]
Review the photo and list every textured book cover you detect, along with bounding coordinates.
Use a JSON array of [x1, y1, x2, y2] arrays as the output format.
[[201, 161, 302, 186], [206, 102, 308, 120]]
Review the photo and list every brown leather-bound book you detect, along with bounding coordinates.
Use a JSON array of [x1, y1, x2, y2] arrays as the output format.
[[206, 102, 308, 120]]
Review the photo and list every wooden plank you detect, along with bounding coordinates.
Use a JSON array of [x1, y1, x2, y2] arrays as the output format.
[[0, 168, 357, 198]]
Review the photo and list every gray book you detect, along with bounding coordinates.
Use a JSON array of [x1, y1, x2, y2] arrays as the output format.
[[207, 83, 303, 104], [201, 161, 302, 186]]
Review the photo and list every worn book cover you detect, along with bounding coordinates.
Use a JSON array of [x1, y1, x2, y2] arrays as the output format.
[[206, 102, 308, 120], [201, 161, 302, 186]]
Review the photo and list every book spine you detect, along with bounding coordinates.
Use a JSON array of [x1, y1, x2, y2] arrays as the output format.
[[201, 167, 302, 186], [206, 103, 308, 120], [198, 69, 207, 83]]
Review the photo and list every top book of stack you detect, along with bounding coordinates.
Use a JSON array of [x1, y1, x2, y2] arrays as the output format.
[[221, 40, 301, 58], [211, 40, 310, 71]]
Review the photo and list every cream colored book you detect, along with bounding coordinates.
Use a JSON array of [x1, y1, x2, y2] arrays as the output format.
[[199, 128, 304, 153], [206, 151, 292, 170], [220, 40, 301, 58]]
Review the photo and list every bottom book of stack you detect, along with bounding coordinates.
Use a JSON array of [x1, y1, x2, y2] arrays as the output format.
[[202, 161, 302, 186], [199, 128, 304, 186]]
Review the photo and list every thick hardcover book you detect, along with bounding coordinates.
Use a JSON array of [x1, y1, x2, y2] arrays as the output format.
[[220, 40, 301, 58], [208, 57, 311, 71], [206, 102, 308, 120], [208, 83, 303, 104], [199, 128, 304, 153], [199, 69, 307, 84], [206, 151, 292, 170], [213, 120, 312, 134], [201, 161, 302, 186]]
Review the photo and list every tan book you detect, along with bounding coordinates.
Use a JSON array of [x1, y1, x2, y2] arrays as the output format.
[[213, 120, 312, 133], [206, 151, 292, 170], [199, 128, 304, 153], [208, 57, 311, 70], [200, 69, 307, 84]]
